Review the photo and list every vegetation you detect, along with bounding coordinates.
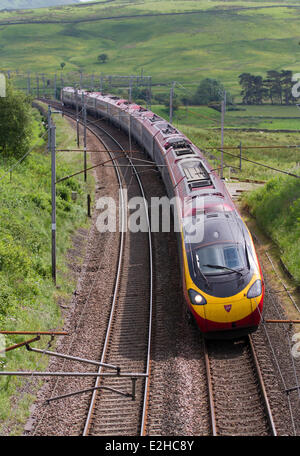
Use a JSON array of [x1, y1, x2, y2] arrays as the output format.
[[239, 70, 296, 105], [97, 53, 108, 64], [0, 78, 32, 159], [0, 1, 300, 97], [0, 100, 93, 433], [244, 177, 300, 285], [190, 79, 232, 106]]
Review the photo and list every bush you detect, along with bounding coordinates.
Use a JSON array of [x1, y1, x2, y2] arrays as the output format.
[[245, 176, 300, 283], [0, 78, 32, 159]]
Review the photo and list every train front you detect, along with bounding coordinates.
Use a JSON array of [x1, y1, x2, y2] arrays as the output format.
[[182, 208, 264, 338]]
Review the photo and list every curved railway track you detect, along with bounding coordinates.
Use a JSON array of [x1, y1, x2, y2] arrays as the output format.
[[204, 334, 277, 436], [43, 100, 153, 435]]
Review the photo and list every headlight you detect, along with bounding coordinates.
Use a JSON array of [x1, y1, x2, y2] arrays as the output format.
[[247, 280, 262, 299], [188, 289, 207, 305]]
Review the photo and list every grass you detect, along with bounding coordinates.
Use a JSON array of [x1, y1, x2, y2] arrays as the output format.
[[0, 0, 300, 97], [0, 102, 93, 435], [243, 176, 300, 285]]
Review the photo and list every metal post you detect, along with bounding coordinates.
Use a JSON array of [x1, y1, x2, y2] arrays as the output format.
[[75, 89, 80, 147], [48, 107, 57, 285], [42, 74, 46, 97], [148, 76, 152, 110], [54, 74, 57, 100], [169, 81, 175, 124], [129, 76, 133, 103], [129, 115, 132, 158], [239, 141, 242, 170], [83, 105, 87, 182], [87, 194, 91, 217], [220, 91, 226, 179]]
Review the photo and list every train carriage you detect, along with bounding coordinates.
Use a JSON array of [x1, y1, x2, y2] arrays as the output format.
[[61, 87, 264, 338]]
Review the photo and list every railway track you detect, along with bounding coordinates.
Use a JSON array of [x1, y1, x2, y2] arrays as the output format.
[[42, 100, 154, 435], [204, 334, 277, 436]]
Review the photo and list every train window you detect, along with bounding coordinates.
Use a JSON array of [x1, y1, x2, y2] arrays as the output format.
[[195, 243, 246, 275]]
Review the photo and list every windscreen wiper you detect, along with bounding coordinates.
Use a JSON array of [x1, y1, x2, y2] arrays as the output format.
[[193, 255, 211, 289], [244, 241, 251, 270], [203, 264, 243, 276]]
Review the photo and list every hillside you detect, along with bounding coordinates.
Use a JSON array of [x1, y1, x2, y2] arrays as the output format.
[[0, 0, 80, 10], [0, 0, 300, 94]]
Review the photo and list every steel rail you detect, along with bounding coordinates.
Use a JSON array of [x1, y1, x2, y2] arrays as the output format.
[[78, 119, 127, 437], [248, 335, 277, 436], [203, 335, 277, 436], [84, 119, 153, 436], [54, 102, 153, 436], [203, 339, 217, 436], [45, 101, 134, 435]]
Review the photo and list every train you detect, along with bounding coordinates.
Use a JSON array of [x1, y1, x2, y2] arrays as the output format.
[[61, 87, 264, 338]]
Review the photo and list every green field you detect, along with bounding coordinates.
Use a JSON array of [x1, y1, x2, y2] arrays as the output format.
[[151, 104, 300, 130], [1, 0, 300, 96]]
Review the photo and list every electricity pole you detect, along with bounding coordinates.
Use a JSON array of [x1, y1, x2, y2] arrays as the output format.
[[83, 104, 87, 182], [220, 90, 226, 179], [75, 88, 80, 147], [169, 81, 175, 124], [54, 74, 57, 100], [48, 106, 57, 285], [129, 76, 133, 103]]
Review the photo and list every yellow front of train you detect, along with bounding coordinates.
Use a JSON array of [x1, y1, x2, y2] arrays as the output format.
[[181, 212, 264, 336]]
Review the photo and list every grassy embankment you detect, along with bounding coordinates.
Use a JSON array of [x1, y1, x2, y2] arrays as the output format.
[[0, 103, 93, 434], [243, 177, 300, 286]]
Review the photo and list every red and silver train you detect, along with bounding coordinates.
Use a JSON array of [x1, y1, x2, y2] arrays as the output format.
[[62, 87, 264, 338]]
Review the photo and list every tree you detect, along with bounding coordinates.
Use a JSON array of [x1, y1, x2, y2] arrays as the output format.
[[280, 70, 294, 105], [60, 62, 66, 70], [240, 70, 295, 105], [98, 53, 108, 64], [239, 73, 267, 104], [194, 78, 232, 105], [0, 78, 32, 159], [265, 70, 282, 104]]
